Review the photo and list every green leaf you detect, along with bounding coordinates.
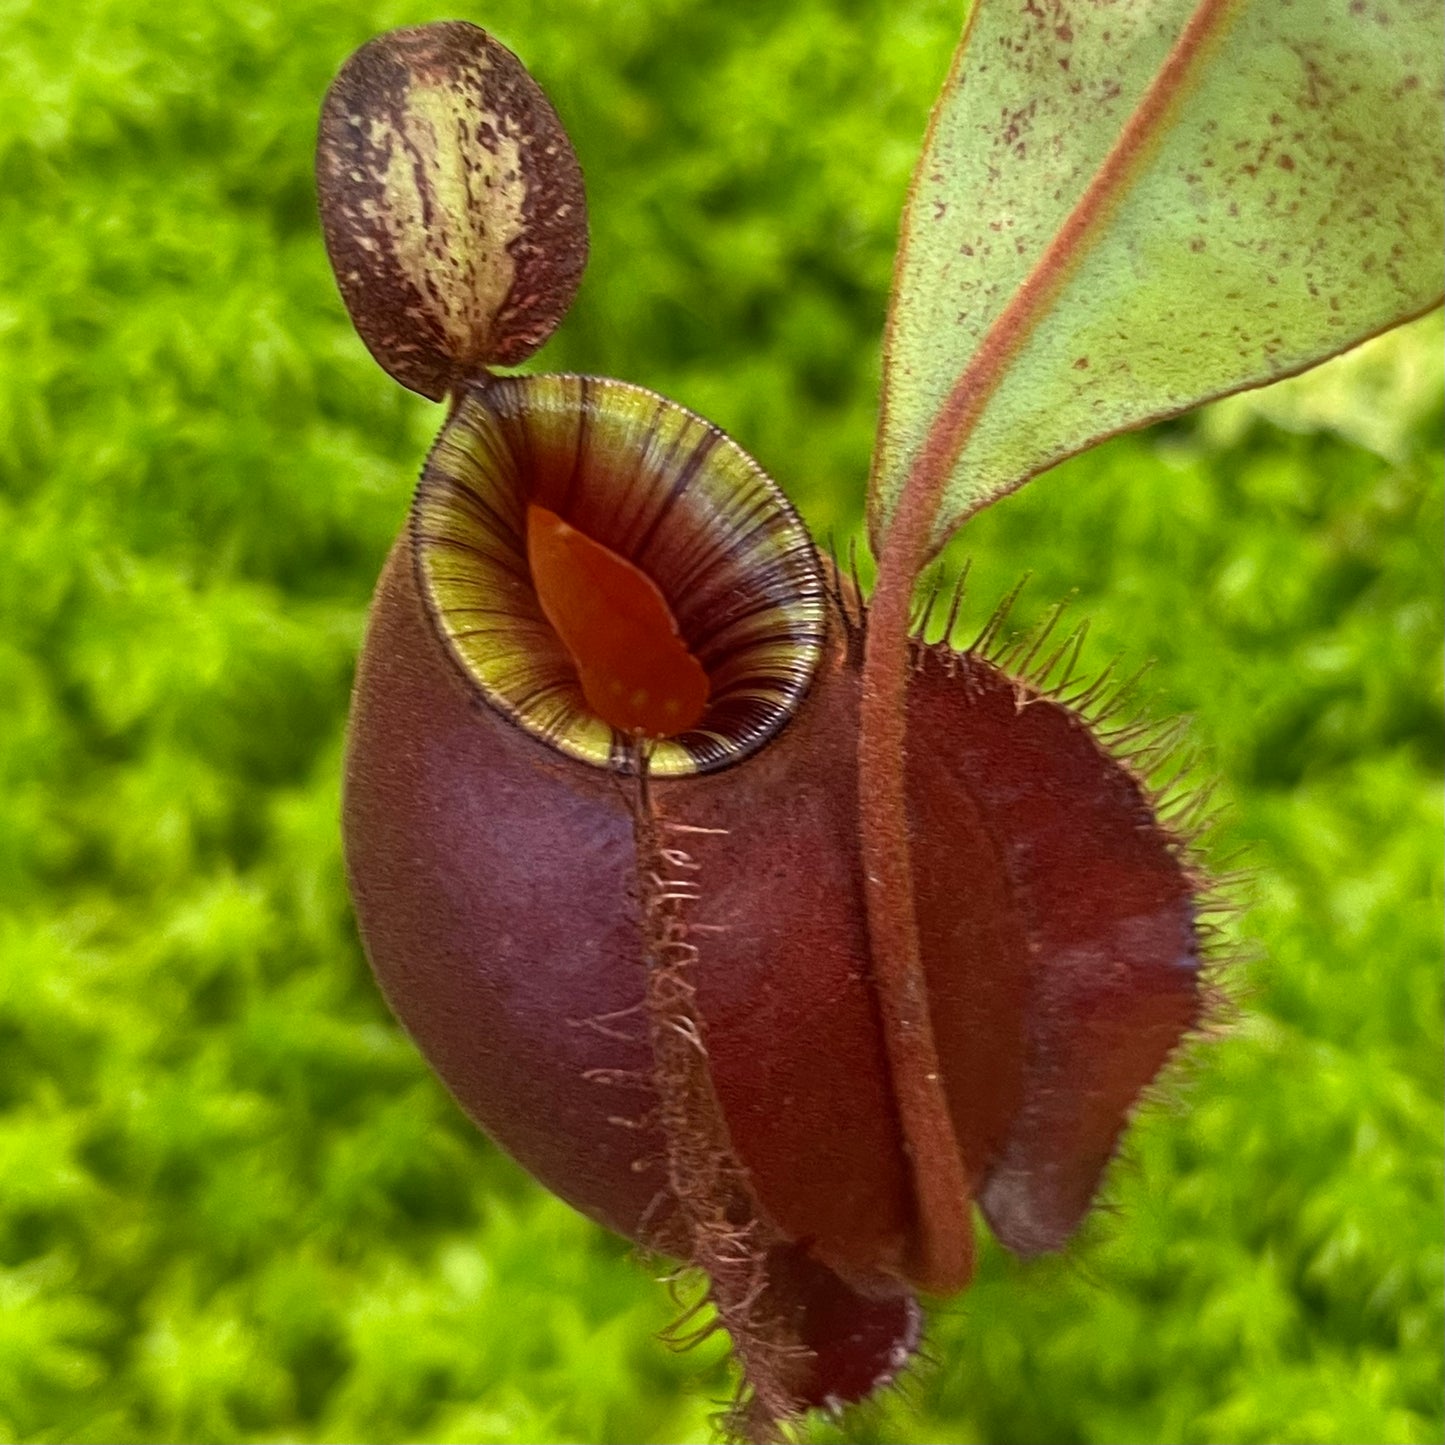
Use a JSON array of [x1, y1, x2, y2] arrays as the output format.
[[869, 0, 1445, 557], [317, 22, 588, 401]]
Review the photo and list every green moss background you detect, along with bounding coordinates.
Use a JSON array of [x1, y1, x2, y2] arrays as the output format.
[[1, 2, 1441, 1441]]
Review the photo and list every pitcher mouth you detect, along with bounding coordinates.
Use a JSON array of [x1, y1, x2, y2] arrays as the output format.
[[411, 374, 827, 777]]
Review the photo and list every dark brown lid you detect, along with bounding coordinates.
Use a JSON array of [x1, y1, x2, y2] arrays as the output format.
[[317, 22, 588, 399]]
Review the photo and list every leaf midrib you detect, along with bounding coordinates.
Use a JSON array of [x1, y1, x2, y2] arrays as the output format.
[[880, 0, 1243, 559]]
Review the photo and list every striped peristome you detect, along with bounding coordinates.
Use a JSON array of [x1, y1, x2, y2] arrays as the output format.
[[412, 374, 827, 777]]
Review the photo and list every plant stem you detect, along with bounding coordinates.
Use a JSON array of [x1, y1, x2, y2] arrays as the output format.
[[858, 494, 976, 1293]]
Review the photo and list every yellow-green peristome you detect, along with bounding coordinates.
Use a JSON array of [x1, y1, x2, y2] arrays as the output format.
[[316, 22, 588, 399], [411, 375, 827, 777]]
